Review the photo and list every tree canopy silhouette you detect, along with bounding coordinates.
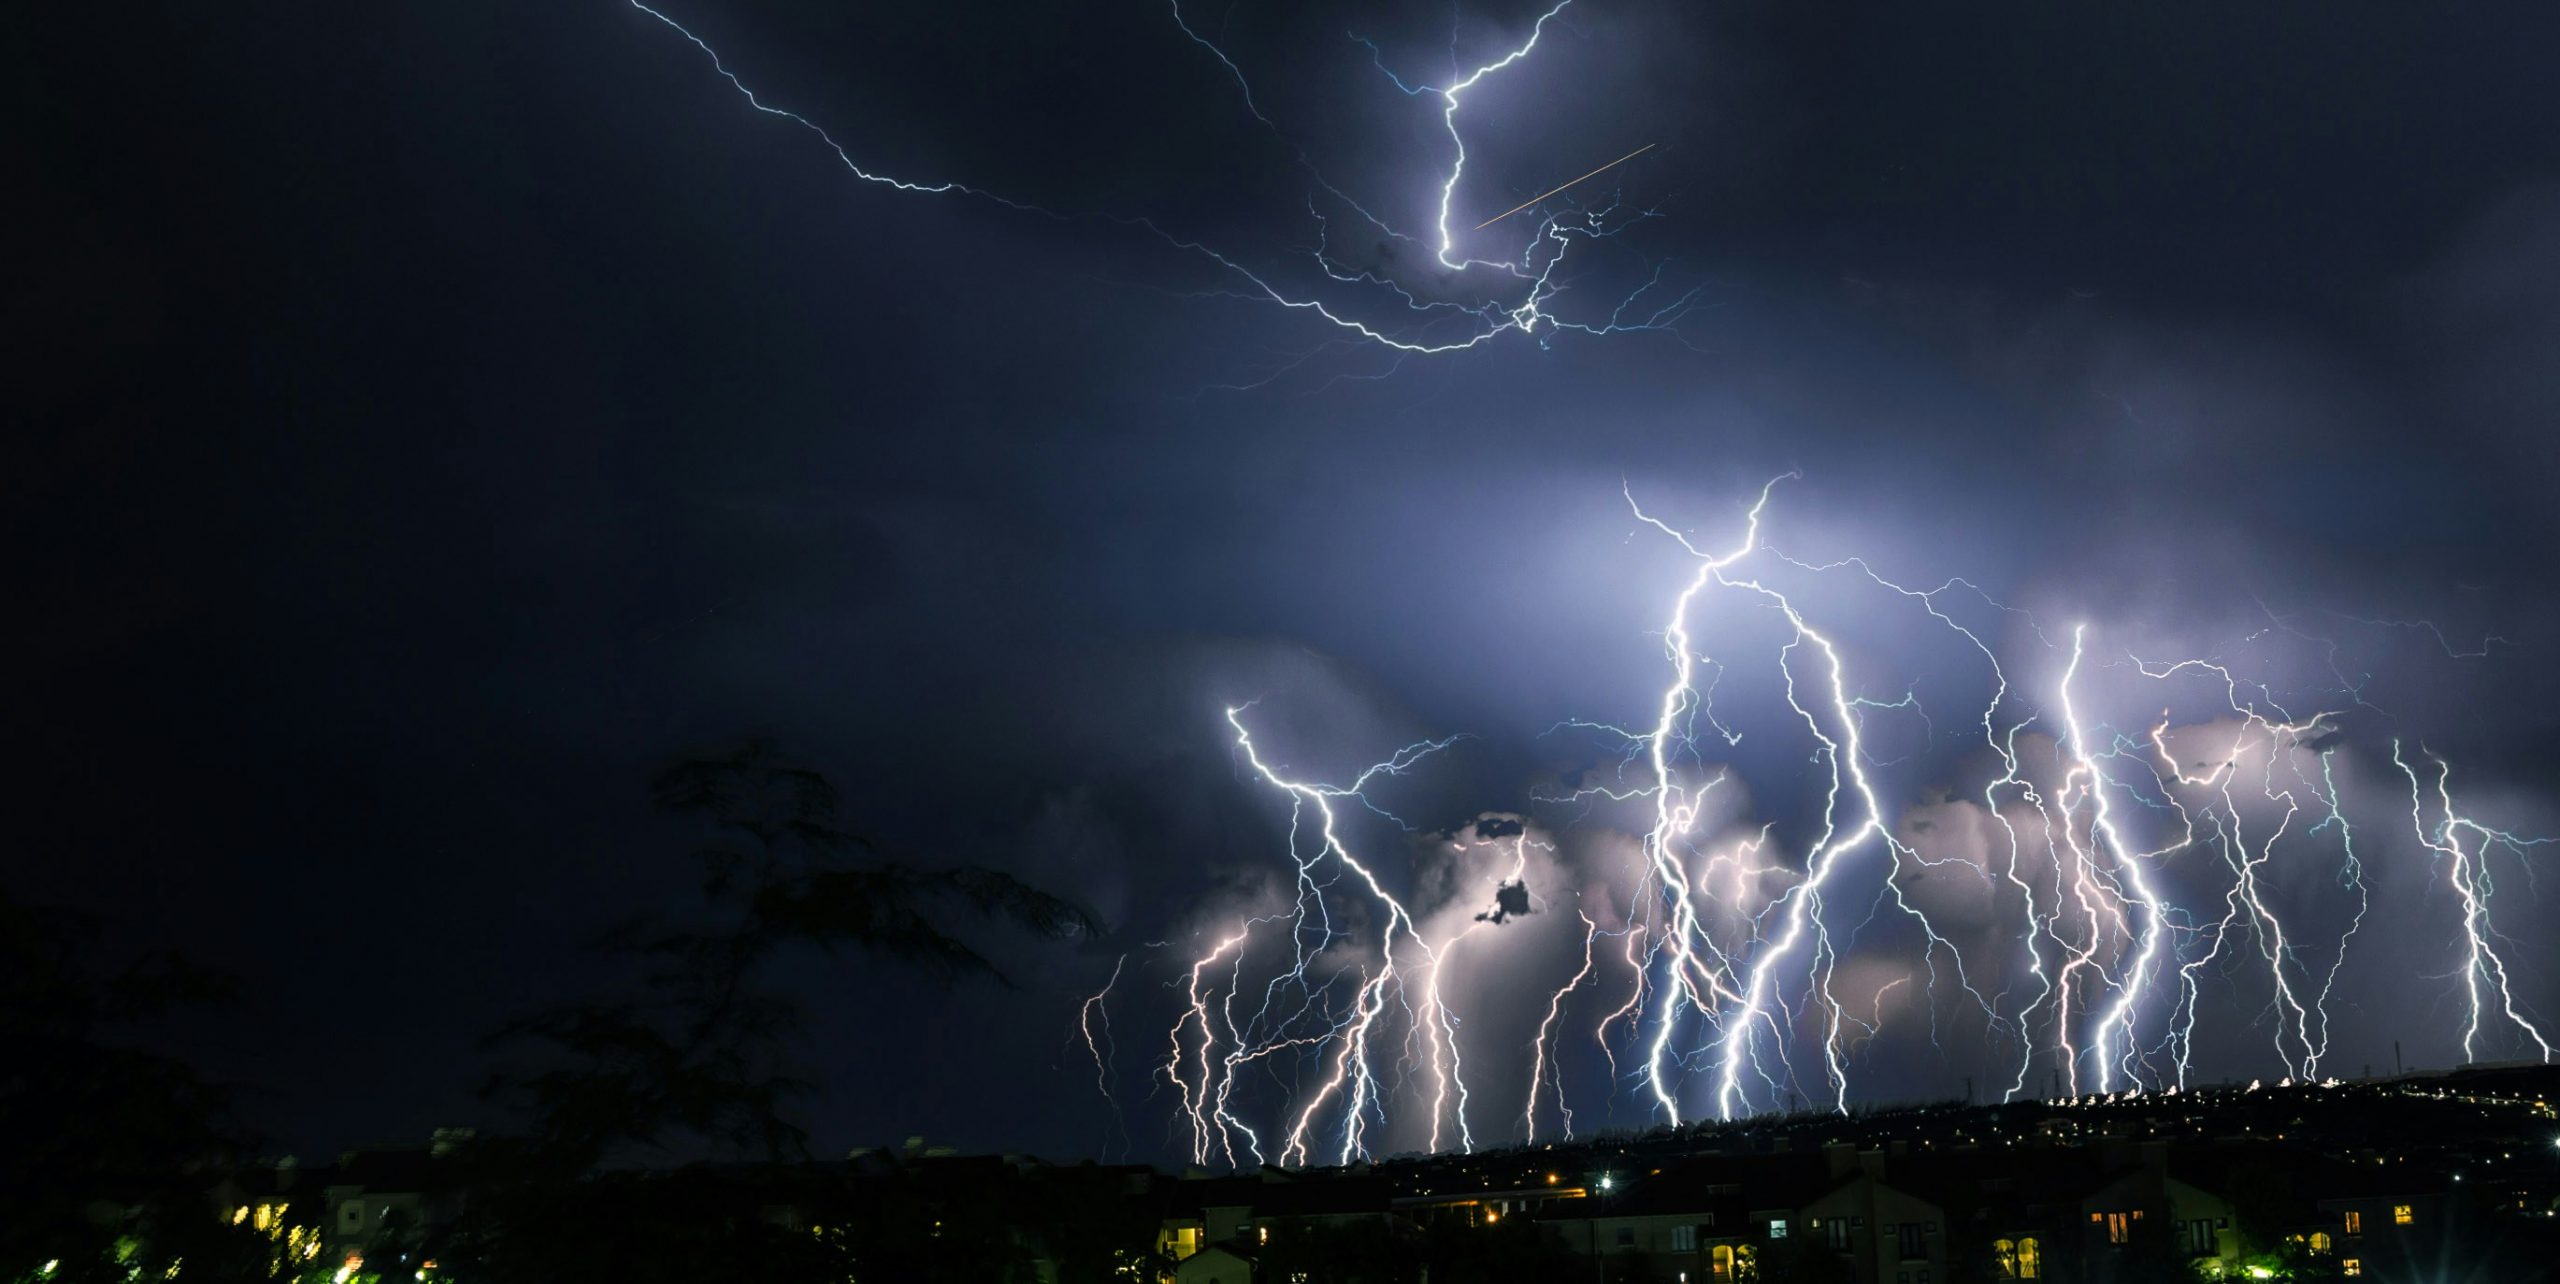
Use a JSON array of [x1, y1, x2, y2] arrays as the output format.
[[476, 738, 1099, 1172], [0, 892, 253, 1282], [648, 738, 1097, 983]]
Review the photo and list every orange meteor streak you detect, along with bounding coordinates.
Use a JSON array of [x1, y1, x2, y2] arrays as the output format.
[[1472, 142, 1657, 231]]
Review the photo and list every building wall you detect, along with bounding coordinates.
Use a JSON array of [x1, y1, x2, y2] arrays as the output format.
[[2075, 1167, 2234, 1282], [2164, 1177, 2237, 1266], [1803, 1178, 1948, 1284], [1172, 1245, 1253, 1284], [2315, 1192, 2444, 1279]]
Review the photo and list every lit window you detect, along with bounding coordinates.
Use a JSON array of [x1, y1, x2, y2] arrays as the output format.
[[2392, 1204, 2412, 1226], [2343, 1210, 2361, 1234], [1992, 1239, 2017, 1279], [2105, 1212, 2132, 1244], [1672, 1225, 1698, 1252], [2309, 1232, 2332, 1254], [2017, 1237, 2042, 1279], [2342, 1259, 2361, 1276], [1714, 1245, 1734, 1279], [1769, 1218, 1788, 1239]]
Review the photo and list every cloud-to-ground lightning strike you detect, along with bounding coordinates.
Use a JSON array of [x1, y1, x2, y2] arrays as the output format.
[[619, 0, 1702, 376], [1075, 953, 1130, 1158], [612, 0, 2551, 1166], [1113, 480, 2554, 1166]]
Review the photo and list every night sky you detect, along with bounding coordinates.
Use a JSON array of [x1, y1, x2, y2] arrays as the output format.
[[14, 0, 2560, 1166]]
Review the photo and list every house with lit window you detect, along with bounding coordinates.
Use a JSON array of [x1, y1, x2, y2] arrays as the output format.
[[319, 1131, 472, 1274], [1916, 1150, 2092, 1283], [1549, 1159, 1765, 1282], [1984, 1232, 2049, 1281], [1798, 1143, 1954, 1284], [2311, 1186, 2453, 1281], [2073, 1146, 2237, 1281], [1156, 1167, 1402, 1281], [1543, 1145, 1955, 1284]]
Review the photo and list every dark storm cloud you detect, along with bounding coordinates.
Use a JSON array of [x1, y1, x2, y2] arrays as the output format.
[[12, 0, 2560, 1160]]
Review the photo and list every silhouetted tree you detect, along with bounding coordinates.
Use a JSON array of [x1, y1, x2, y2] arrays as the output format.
[[651, 739, 1095, 982], [0, 891, 272, 1283], [479, 739, 1096, 1172], [453, 741, 1095, 1281]]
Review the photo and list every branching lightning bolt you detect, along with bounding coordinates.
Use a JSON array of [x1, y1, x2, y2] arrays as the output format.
[[619, 0, 1699, 380], [1130, 480, 2548, 1164]]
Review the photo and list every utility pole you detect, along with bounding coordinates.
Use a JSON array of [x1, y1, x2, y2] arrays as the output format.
[[2393, 1041, 2403, 1077]]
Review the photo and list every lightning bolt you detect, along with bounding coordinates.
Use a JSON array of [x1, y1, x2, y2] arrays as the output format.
[[617, 0, 1698, 381], [1526, 911, 1600, 1143], [2394, 744, 2556, 1064], [1134, 480, 2547, 1165], [1076, 953, 1129, 1158]]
